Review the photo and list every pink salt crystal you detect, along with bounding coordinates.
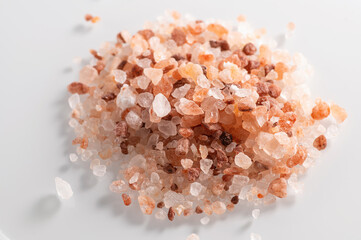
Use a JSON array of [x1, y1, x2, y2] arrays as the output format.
[[172, 84, 191, 99], [152, 93, 171, 117], [93, 165, 106, 177], [330, 103, 347, 123], [116, 84, 137, 111], [181, 158, 193, 169], [136, 76, 151, 89], [125, 110, 143, 130], [158, 120, 177, 136], [137, 92, 154, 108], [155, 209, 167, 220], [234, 152, 252, 169], [190, 182, 203, 196], [109, 180, 128, 193], [138, 195, 156, 215], [212, 201, 226, 215], [200, 159, 213, 174], [197, 75, 211, 88], [144, 68, 163, 85], [112, 69, 127, 83], [199, 145, 208, 159], [178, 98, 204, 115], [79, 65, 97, 84]]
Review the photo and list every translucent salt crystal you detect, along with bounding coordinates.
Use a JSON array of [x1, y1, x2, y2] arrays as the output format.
[[151, 172, 160, 184], [285, 22, 296, 39], [200, 159, 213, 174], [225, 142, 237, 152], [252, 209, 260, 219], [158, 120, 177, 136], [102, 119, 115, 131], [109, 180, 128, 193], [172, 84, 191, 99], [190, 144, 198, 156], [181, 158, 193, 169], [163, 190, 186, 208], [171, 116, 182, 125], [69, 153, 78, 162], [79, 65, 97, 84], [129, 172, 140, 184], [93, 165, 106, 177], [136, 76, 151, 90], [144, 68, 163, 85], [239, 184, 252, 200], [197, 74, 211, 88], [116, 84, 137, 111], [137, 92, 154, 108], [155, 209, 167, 220], [179, 98, 204, 115], [229, 175, 250, 194], [112, 69, 127, 83], [234, 152, 252, 169], [68, 94, 80, 109], [190, 182, 203, 196], [68, 118, 78, 128], [200, 216, 210, 225], [326, 124, 339, 138], [129, 154, 146, 168], [55, 177, 73, 200], [274, 132, 290, 145], [199, 145, 208, 159], [81, 149, 93, 161], [250, 232, 262, 240], [186, 233, 200, 240], [90, 158, 100, 169], [155, 142, 163, 150], [208, 87, 224, 100], [152, 93, 171, 117], [212, 201, 226, 214], [147, 133, 159, 147], [125, 110, 142, 130]]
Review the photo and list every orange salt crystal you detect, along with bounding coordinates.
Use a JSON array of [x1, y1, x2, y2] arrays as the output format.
[[237, 15, 246, 22], [311, 100, 330, 120], [198, 52, 214, 64], [171, 10, 181, 20], [275, 62, 288, 80], [207, 23, 228, 38], [287, 22, 296, 31], [84, 14, 93, 21], [91, 16, 100, 23], [122, 193, 132, 206], [331, 103, 347, 123], [286, 145, 307, 168], [268, 178, 287, 198], [259, 45, 272, 63], [138, 195, 155, 215], [257, 193, 264, 199]]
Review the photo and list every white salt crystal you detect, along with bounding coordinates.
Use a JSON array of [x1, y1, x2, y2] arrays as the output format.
[[200, 159, 213, 174], [68, 94, 80, 109], [252, 209, 260, 219], [172, 84, 191, 99], [116, 84, 137, 111], [129, 172, 140, 184], [208, 87, 224, 100], [326, 124, 339, 138], [163, 190, 186, 208], [68, 118, 78, 128], [136, 76, 151, 90], [93, 165, 106, 177], [234, 152, 252, 169], [200, 216, 210, 225], [125, 110, 143, 130], [239, 184, 252, 200], [199, 145, 208, 159], [186, 233, 200, 240], [137, 92, 154, 108], [151, 172, 160, 184], [144, 68, 163, 85], [155, 209, 167, 220], [55, 177, 73, 200], [69, 153, 78, 162], [179, 98, 204, 115], [109, 180, 128, 193], [152, 93, 171, 117], [112, 69, 127, 84], [190, 182, 203, 196], [181, 159, 193, 169], [250, 232, 262, 240]]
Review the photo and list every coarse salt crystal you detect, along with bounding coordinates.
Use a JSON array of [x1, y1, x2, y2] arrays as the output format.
[[93, 165, 106, 177], [252, 208, 260, 219], [234, 152, 252, 169], [200, 159, 213, 174], [112, 69, 127, 84], [144, 68, 163, 85], [200, 216, 210, 225], [152, 93, 171, 118], [186, 233, 200, 240], [181, 158, 193, 169], [55, 177, 73, 200], [69, 153, 78, 162]]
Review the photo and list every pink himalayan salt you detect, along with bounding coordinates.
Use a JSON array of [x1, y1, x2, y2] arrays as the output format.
[[234, 152, 252, 169], [138, 195, 156, 215], [144, 68, 163, 85], [152, 93, 171, 117], [212, 201, 226, 215], [178, 98, 204, 115]]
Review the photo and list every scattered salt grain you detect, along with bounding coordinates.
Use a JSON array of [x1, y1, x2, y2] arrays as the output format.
[[200, 216, 210, 225], [112, 69, 127, 83], [93, 165, 106, 177], [250, 233, 262, 240], [186, 233, 200, 240], [252, 209, 260, 219], [69, 153, 78, 162], [55, 177, 73, 200]]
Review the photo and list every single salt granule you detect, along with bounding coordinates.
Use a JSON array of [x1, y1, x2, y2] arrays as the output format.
[[93, 165, 106, 177], [186, 233, 200, 240], [69, 153, 78, 162], [200, 216, 210, 225], [55, 177, 73, 200], [252, 208, 260, 219], [250, 233, 262, 240]]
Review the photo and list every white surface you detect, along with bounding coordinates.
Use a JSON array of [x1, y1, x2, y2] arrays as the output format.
[[0, 0, 360, 239]]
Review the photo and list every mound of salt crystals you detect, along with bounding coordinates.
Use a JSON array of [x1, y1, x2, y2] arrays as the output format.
[[67, 11, 347, 221]]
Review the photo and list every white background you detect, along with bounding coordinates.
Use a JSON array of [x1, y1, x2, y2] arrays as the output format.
[[0, 0, 360, 239]]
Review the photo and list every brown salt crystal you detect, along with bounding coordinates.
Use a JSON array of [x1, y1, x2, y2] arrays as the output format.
[[117, 60, 127, 70], [157, 201, 165, 208], [268, 84, 282, 98], [170, 183, 178, 191], [268, 178, 287, 198], [178, 128, 194, 138], [84, 14, 93, 21], [245, 60, 260, 73], [130, 65, 144, 78], [175, 138, 190, 156], [286, 145, 307, 168], [264, 64, 275, 75], [163, 163, 177, 174], [117, 33, 126, 43], [120, 141, 128, 154], [115, 121, 128, 138], [209, 40, 230, 51], [311, 100, 330, 120], [90, 49, 103, 60], [101, 92, 116, 102], [168, 207, 175, 221], [195, 206, 203, 214], [171, 54, 185, 61], [219, 132, 233, 146], [231, 195, 239, 204], [242, 43, 257, 55], [67, 82, 89, 95], [138, 29, 155, 40], [122, 193, 132, 206], [255, 82, 269, 96], [186, 168, 200, 182], [171, 28, 187, 46], [313, 135, 327, 150], [216, 149, 228, 168]]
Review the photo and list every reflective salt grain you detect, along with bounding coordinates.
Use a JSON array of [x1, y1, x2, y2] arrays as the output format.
[[144, 68, 163, 85], [112, 69, 127, 83], [55, 177, 73, 200], [179, 98, 204, 115], [153, 93, 171, 117], [116, 84, 137, 111], [155, 209, 167, 220], [172, 84, 191, 99], [158, 120, 177, 136], [234, 152, 252, 169]]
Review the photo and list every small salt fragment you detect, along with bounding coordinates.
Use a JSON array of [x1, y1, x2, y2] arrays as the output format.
[[153, 93, 171, 118], [234, 152, 252, 169], [93, 165, 106, 177], [136, 76, 151, 90], [200, 159, 213, 174], [69, 153, 78, 162], [199, 145, 208, 159], [200, 216, 210, 225], [55, 177, 73, 200], [250, 233, 262, 240], [190, 182, 203, 196], [109, 180, 128, 193], [79, 65, 97, 84], [158, 120, 177, 136], [252, 209, 260, 219], [212, 201, 226, 215], [186, 233, 200, 240], [112, 69, 127, 83], [116, 84, 137, 111], [129, 172, 140, 184], [144, 68, 163, 85]]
